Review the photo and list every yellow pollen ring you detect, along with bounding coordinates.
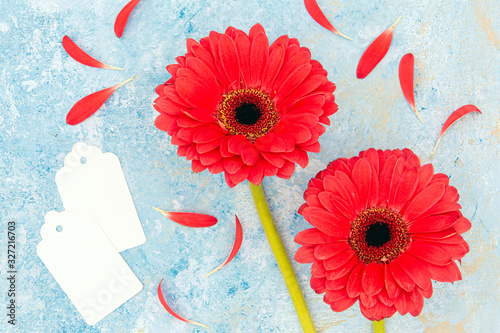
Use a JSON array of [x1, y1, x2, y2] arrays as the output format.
[[217, 88, 278, 142]]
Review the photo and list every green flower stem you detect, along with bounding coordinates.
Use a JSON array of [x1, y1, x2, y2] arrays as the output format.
[[373, 320, 385, 333], [249, 183, 316, 333]]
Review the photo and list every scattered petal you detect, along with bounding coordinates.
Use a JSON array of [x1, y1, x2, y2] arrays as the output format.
[[153, 207, 217, 228], [66, 76, 135, 125], [304, 0, 352, 40], [431, 105, 482, 158], [205, 215, 243, 278], [114, 0, 141, 38], [399, 53, 423, 123], [62, 36, 123, 70], [157, 279, 209, 329], [356, 16, 402, 79]]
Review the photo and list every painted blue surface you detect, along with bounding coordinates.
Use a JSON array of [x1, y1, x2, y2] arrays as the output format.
[[0, 0, 499, 332]]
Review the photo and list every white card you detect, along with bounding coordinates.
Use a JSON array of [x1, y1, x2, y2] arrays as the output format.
[[37, 211, 143, 325], [55, 142, 146, 252]]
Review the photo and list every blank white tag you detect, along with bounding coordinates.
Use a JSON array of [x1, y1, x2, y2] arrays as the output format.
[[37, 211, 143, 325], [55, 142, 146, 252]]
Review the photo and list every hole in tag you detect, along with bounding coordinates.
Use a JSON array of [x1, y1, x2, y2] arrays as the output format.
[[80, 157, 87, 164], [56, 225, 63, 232]]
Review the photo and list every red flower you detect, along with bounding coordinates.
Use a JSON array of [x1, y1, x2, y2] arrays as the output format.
[[295, 148, 470, 321], [154, 24, 337, 187]]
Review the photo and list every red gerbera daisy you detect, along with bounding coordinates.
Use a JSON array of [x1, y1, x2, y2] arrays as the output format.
[[154, 23, 337, 187], [295, 148, 471, 321]]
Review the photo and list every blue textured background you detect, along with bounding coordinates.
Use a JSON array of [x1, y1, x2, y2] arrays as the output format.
[[1, 0, 499, 332]]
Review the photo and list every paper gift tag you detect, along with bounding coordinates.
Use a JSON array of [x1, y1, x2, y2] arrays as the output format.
[[55, 142, 146, 252], [37, 211, 143, 325]]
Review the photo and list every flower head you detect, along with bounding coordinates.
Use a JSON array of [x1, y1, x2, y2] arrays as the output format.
[[154, 24, 337, 187], [295, 148, 470, 321]]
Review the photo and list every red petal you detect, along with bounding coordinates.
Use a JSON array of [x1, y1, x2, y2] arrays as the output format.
[[335, 172, 362, 214], [235, 33, 251, 86], [352, 158, 372, 210], [325, 273, 350, 290], [406, 241, 452, 266], [199, 148, 222, 166], [261, 152, 286, 168], [227, 135, 248, 154], [310, 277, 327, 293], [418, 201, 461, 219], [226, 164, 251, 185], [66, 77, 134, 125], [218, 34, 240, 90], [323, 248, 355, 270], [394, 291, 409, 315], [62, 36, 122, 70], [326, 256, 358, 280], [191, 160, 207, 173], [249, 32, 269, 86], [409, 215, 457, 233], [414, 163, 434, 194], [248, 160, 264, 185], [196, 138, 224, 154], [390, 167, 418, 212], [454, 217, 472, 234], [378, 287, 396, 306], [294, 228, 339, 245], [396, 255, 432, 291], [273, 51, 311, 92], [312, 261, 327, 278], [323, 175, 352, 207], [356, 16, 401, 79], [432, 105, 482, 157], [389, 261, 416, 292], [114, 0, 141, 38], [399, 53, 423, 122], [193, 125, 227, 143], [261, 44, 286, 91], [223, 156, 244, 175], [388, 157, 406, 207], [249, 23, 265, 40], [205, 215, 243, 277], [425, 261, 462, 282], [346, 263, 365, 298], [303, 0, 352, 40], [408, 291, 424, 317], [384, 264, 400, 299], [241, 143, 260, 165], [442, 185, 459, 203], [295, 246, 316, 263], [276, 160, 296, 179], [314, 242, 349, 260], [329, 296, 357, 312], [153, 208, 217, 228], [185, 57, 221, 96], [307, 208, 350, 237], [175, 77, 218, 111], [360, 292, 378, 308], [325, 288, 348, 302], [286, 124, 312, 144], [403, 182, 446, 222], [275, 63, 312, 102], [157, 279, 208, 328], [377, 155, 398, 207], [361, 263, 385, 296]]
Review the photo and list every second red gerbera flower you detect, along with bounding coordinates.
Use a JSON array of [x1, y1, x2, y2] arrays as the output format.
[[154, 23, 337, 187], [295, 148, 470, 321]]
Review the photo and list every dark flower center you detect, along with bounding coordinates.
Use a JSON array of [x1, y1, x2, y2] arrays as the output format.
[[365, 222, 391, 247], [349, 207, 410, 264], [217, 89, 278, 142], [235, 103, 261, 125]]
